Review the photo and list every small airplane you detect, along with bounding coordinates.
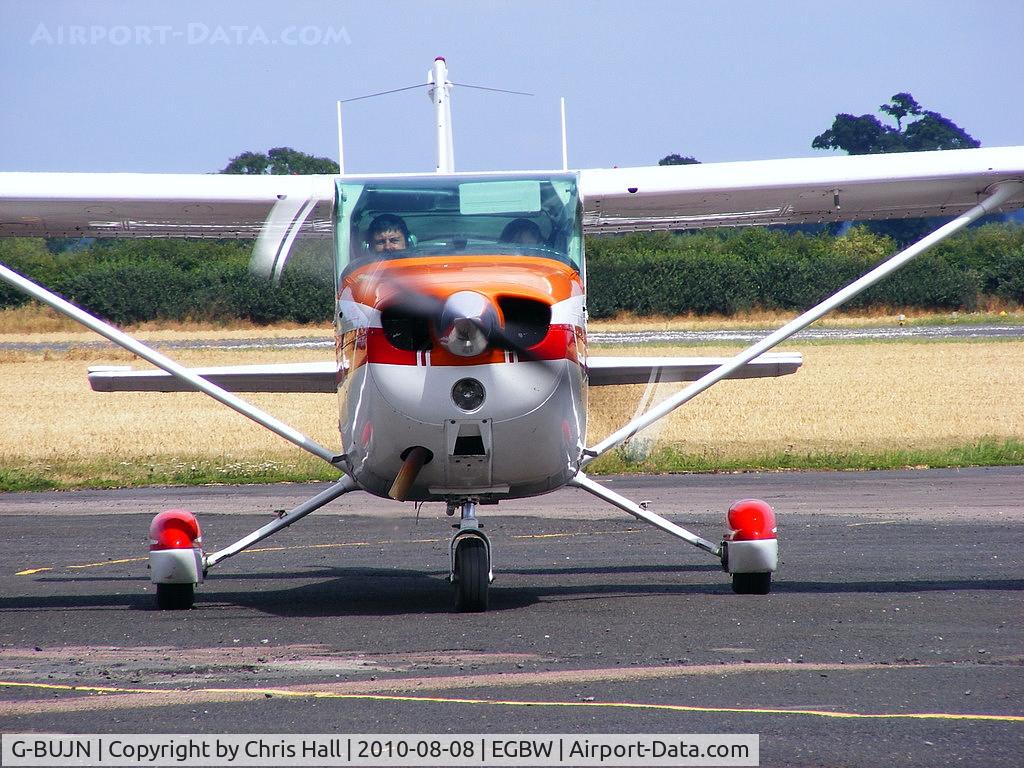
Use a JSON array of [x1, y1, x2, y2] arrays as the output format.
[[2, 58, 1023, 610]]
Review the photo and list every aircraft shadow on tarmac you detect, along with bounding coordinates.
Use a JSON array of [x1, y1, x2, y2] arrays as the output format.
[[5, 569, 1023, 617], [502, 563, 721, 576]]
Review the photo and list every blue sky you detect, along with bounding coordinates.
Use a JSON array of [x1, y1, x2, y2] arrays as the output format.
[[2, 0, 1022, 174]]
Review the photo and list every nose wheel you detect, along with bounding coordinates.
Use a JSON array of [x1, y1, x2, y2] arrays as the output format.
[[454, 537, 489, 611], [449, 500, 492, 612]]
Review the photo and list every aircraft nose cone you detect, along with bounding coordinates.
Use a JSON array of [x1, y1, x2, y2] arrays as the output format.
[[438, 291, 498, 357], [442, 290, 493, 324]]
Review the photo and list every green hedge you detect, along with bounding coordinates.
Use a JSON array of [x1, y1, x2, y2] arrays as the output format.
[[586, 224, 1024, 317], [0, 239, 333, 324], [1, 224, 1022, 324]]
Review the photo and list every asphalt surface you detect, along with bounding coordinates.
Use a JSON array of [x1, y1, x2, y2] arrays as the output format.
[[1, 469, 1022, 767]]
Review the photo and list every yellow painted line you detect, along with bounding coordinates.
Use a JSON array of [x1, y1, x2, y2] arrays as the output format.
[[510, 529, 641, 540], [14, 529, 638, 576], [244, 541, 375, 554], [1, 680, 1021, 723], [68, 557, 147, 570], [1, 681, 170, 695], [14, 567, 53, 576], [14, 561, 145, 577]]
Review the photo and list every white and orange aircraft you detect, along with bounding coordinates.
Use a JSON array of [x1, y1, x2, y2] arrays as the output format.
[[2, 58, 1023, 610]]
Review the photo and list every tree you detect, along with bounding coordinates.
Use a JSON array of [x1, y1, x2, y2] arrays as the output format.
[[221, 147, 339, 175], [812, 92, 979, 155], [878, 92, 921, 131], [220, 151, 270, 175], [659, 154, 700, 166], [812, 93, 981, 244]]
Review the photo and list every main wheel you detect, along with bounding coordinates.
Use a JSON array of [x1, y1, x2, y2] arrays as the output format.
[[731, 572, 772, 595], [453, 539, 489, 612], [155, 582, 194, 610]]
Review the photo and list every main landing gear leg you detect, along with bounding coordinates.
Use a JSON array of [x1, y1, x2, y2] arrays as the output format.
[[449, 500, 492, 612], [568, 472, 777, 594]]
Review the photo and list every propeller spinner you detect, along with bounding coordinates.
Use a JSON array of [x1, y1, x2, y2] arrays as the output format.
[[437, 290, 498, 357]]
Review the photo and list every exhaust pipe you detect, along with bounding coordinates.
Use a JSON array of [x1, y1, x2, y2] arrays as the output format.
[[388, 446, 431, 501]]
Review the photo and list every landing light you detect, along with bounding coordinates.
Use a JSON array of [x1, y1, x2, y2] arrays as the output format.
[[451, 378, 486, 411]]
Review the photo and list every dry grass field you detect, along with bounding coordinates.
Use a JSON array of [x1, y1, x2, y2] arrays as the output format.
[[588, 342, 1024, 456], [1, 333, 1022, 487], [0, 346, 339, 486]]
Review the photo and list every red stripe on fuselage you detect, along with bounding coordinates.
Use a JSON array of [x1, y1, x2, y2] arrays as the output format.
[[361, 324, 582, 367]]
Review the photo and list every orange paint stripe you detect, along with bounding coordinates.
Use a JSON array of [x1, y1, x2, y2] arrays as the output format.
[[345, 255, 583, 307]]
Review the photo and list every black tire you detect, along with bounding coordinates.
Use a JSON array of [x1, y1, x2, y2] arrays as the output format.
[[731, 572, 772, 595], [155, 582, 194, 610], [453, 539, 489, 612]]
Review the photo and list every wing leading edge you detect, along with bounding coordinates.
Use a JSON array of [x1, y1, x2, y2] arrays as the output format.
[[0, 173, 336, 239], [87, 353, 801, 393], [578, 146, 1024, 233], [3, 146, 1023, 239]]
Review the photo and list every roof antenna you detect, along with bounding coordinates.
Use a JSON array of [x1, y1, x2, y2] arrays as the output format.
[[560, 97, 569, 172], [338, 60, 531, 174], [428, 57, 455, 173], [335, 100, 345, 174]]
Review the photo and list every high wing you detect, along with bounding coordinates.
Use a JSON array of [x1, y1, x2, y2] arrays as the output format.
[[0, 173, 335, 238], [2, 146, 1023, 238], [86, 352, 802, 393], [578, 146, 1024, 233], [2, 147, 1020, 400]]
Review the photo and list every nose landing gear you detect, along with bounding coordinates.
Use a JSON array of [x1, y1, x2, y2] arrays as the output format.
[[449, 500, 492, 612]]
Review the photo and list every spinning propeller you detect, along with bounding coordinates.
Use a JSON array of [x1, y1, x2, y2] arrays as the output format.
[[380, 279, 545, 362]]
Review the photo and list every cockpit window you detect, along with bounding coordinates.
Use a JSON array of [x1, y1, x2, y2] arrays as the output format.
[[334, 173, 582, 276]]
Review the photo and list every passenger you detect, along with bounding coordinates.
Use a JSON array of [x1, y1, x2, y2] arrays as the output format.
[[367, 214, 409, 253], [499, 218, 543, 246]]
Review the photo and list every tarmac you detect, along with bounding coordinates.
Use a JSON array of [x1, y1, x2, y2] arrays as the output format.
[[0, 468, 1022, 766]]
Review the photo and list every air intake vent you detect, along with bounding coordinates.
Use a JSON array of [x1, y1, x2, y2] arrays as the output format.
[[497, 297, 551, 349], [381, 308, 432, 351], [453, 435, 486, 455]]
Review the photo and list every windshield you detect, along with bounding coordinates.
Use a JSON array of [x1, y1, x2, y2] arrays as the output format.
[[334, 173, 582, 277]]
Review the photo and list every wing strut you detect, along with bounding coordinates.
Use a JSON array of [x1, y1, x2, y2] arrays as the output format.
[[204, 475, 358, 569], [569, 472, 719, 555], [0, 262, 345, 468], [581, 180, 1024, 465]]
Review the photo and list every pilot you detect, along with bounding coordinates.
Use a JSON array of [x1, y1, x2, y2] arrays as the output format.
[[367, 214, 409, 253], [499, 218, 543, 246]]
